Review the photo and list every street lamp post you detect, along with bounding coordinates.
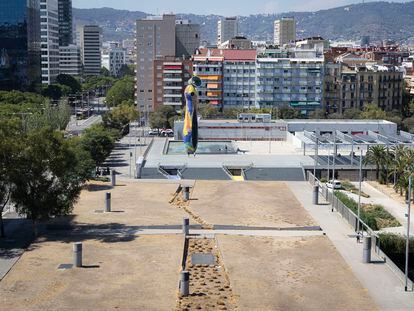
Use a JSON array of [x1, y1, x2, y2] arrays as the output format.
[[313, 138, 319, 184], [357, 148, 363, 236], [405, 174, 412, 292]]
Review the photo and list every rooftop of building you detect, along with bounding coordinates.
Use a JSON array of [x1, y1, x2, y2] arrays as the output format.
[[194, 48, 257, 61]]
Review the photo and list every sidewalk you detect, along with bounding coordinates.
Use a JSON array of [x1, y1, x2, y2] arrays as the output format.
[[0, 212, 33, 280], [287, 181, 414, 311]]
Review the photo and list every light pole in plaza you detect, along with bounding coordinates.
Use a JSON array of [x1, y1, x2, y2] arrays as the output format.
[[313, 137, 319, 183], [405, 174, 412, 292], [357, 148, 363, 236]]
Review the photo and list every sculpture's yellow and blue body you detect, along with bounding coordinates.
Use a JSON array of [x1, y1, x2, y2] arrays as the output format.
[[183, 84, 198, 154]]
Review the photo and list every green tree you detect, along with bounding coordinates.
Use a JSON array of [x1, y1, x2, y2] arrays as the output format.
[[41, 84, 71, 100], [364, 145, 388, 182], [10, 128, 94, 234], [105, 76, 135, 107], [81, 124, 117, 167], [198, 104, 219, 119], [102, 101, 139, 134], [119, 64, 134, 77], [343, 108, 362, 119], [403, 117, 414, 133], [309, 108, 326, 119], [149, 105, 178, 129], [360, 104, 387, 120], [56, 74, 82, 93], [0, 118, 22, 237], [273, 106, 301, 119]]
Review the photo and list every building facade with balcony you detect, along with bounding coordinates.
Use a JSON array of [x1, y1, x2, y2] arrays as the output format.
[[323, 63, 404, 114], [102, 47, 126, 77], [255, 49, 324, 115], [153, 56, 192, 110], [192, 51, 224, 107]]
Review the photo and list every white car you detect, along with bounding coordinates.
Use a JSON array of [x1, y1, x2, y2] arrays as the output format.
[[326, 180, 342, 189]]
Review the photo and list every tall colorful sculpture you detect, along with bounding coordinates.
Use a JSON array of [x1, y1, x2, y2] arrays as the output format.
[[183, 76, 202, 155]]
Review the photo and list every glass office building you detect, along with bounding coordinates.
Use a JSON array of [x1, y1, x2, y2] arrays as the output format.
[[0, 0, 41, 91]]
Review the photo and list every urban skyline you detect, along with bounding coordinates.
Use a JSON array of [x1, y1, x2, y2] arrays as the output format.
[[72, 0, 413, 15]]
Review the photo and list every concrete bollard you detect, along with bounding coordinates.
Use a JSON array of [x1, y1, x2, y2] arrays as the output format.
[[363, 236, 372, 263], [312, 185, 319, 205], [73, 242, 83, 267], [183, 186, 190, 202], [105, 192, 111, 212], [180, 271, 190, 296], [182, 217, 189, 236], [111, 170, 116, 187]]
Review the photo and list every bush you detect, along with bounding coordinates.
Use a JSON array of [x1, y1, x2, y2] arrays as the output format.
[[334, 191, 400, 230], [379, 233, 414, 280]]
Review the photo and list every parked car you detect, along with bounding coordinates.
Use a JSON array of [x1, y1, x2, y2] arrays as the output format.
[[326, 180, 342, 189], [161, 129, 174, 137], [148, 129, 160, 136]]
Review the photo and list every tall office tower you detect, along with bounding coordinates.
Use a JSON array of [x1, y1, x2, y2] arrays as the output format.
[[135, 14, 176, 117], [79, 25, 102, 76], [175, 20, 200, 58], [217, 17, 238, 46], [58, 0, 72, 46], [274, 17, 296, 46], [40, 0, 60, 84], [0, 0, 41, 91]]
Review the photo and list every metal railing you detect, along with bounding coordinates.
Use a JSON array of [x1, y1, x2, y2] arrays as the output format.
[[307, 171, 413, 290]]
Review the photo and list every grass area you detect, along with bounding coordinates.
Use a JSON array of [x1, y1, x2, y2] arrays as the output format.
[[334, 191, 400, 231], [341, 180, 370, 198], [378, 233, 414, 281]]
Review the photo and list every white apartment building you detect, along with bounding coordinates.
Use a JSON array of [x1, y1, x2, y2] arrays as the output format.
[[78, 25, 102, 76], [40, 0, 60, 84], [59, 44, 81, 76], [274, 17, 296, 46], [255, 48, 324, 115], [102, 47, 126, 77], [217, 17, 238, 46]]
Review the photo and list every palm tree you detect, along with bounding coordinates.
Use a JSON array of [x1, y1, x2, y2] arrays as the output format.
[[364, 145, 388, 182]]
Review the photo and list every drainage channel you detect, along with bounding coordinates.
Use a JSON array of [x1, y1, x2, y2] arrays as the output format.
[[176, 236, 237, 311]]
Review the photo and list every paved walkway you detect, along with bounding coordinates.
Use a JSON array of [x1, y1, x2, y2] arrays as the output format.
[[356, 182, 413, 231], [288, 181, 414, 311]]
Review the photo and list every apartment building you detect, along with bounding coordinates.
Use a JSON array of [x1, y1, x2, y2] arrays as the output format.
[[193, 50, 224, 107], [217, 17, 238, 46], [59, 44, 81, 76], [255, 48, 324, 114], [274, 17, 296, 46], [135, 14, 176, 115], [153, 56, 193, 110], [175, 20, 200, 58], [40, 0, 60, 84], [78, 25, 102, 76], [323, 63, 404, 114], [223, 50, 257, 108], [102, 47, 126, 77]]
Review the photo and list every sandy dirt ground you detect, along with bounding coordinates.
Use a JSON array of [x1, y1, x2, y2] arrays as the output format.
[[217, 235, 377, 311], [0, 235, 183, 311], [367, 181, 408, 206], [189, 181, 316, 228], [67, 181, 187, 227]]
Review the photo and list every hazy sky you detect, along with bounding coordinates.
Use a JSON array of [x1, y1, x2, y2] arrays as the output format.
[[72, 0, 412, 15]]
